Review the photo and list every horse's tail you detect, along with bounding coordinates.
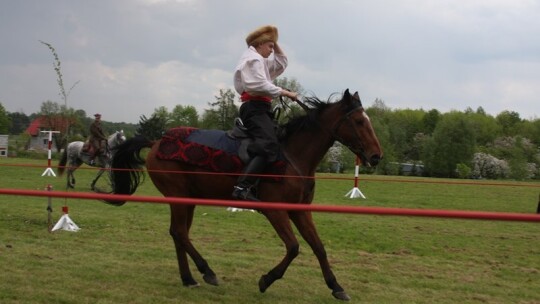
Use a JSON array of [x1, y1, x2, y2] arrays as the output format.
[[58, 148, 68, 176], [105, 135, 154, 206]]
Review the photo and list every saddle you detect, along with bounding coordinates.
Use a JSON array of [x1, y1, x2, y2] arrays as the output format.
[[82, 141, 106, 159], [226, 118, 253, 163], [156, 118, 286, 179], [82, 141, 99, 158]]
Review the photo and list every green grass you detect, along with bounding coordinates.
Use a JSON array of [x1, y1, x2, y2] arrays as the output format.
[[0, 158, 539, 303]]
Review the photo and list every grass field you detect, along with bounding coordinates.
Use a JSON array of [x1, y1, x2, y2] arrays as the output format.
[[0, 157, 539, 304]]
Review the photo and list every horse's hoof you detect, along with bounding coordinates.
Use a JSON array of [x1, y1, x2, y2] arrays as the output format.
[[182, 277, 200, 288], [203, 273, 219, 286], [185, 282, 200, 288], [258, 275, 269, 293], [332, 291, 351, 301]]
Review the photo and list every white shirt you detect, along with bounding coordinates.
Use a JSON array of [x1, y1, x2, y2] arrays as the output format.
[[233, 46, 288, 98]]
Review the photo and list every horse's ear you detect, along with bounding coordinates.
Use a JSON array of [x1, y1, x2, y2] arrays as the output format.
[[344, 89, 351, 98], [353, 91, 362, 106]]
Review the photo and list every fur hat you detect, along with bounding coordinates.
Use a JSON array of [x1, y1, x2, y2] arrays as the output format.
[[245, 25, 278, 47]]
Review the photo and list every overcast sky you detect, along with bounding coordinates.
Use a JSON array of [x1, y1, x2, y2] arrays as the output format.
[[1, 0, 539, 123]]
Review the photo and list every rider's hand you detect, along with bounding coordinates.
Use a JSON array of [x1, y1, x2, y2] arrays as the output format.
[[281, 89, 298, 101]]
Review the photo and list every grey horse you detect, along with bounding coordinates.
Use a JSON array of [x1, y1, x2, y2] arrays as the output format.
[[58, 130, 126, 190]]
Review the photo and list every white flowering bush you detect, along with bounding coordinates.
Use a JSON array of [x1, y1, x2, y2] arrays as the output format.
[[526, 162, 538, 179], [471, 152, 510, 179], [327, 143, 343, 163]]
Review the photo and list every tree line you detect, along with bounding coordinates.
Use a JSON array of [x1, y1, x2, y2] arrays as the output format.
[[136, 78, 540, 180], [1, 76, 539, 180], [367, 101, 539, 179]]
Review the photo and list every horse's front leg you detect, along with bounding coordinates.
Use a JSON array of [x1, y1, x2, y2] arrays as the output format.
[[259, 210, 300, 293], [290, 211, 350, 301], [169, 205, 218, 287]]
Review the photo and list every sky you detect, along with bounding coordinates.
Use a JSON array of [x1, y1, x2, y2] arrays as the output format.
[[1, 0, 539, 123]]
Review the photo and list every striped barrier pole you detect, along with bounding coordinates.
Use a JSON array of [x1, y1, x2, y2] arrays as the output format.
[[345, 156, 366, 199]]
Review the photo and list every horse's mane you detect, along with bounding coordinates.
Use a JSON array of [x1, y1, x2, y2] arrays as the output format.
[[278, 94, 338, 142]]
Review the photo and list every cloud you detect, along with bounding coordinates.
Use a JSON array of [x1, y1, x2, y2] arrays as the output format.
[[1, 0, 539, 123]]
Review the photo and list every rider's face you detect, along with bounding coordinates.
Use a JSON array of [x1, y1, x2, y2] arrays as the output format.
[[255, 41, 274, 58]]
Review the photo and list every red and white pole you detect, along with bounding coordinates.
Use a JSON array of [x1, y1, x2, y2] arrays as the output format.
[[39, 130, 79, 232], [345, 156, 366, 199], [40, 130, 60, 177]]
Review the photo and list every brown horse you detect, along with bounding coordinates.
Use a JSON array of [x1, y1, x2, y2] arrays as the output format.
[[107, 89, 382, 301]]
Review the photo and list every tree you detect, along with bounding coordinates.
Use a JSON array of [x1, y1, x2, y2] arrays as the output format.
[[466, 111, 502, 146], [40, 41, 80, 148], [487, 136, 538, 180], [136, 107, 170, 140], [273, 77, 305, 96], [422, 112, 476, 177], [71, 109, 89, 137], [272, 77, 306, 123], [520, 118, 540, 146], [496, 110, 522, 136], [7, 112, 29, 134], [201, 89, 238, 130], [137, 113, 168, 140], [0, 102, 10, 134], [39, 100, 75, 151], [422, 109, 440, 135], [387, 109, 425, 161], [169, 105, 199, 128]]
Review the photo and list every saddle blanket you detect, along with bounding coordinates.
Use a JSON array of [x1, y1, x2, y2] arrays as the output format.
[[156, 127, 286, 179]]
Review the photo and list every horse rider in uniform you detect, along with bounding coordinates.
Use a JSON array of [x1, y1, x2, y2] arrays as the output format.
[[88, 113, 107, 165], [232, 25, 298, 201]]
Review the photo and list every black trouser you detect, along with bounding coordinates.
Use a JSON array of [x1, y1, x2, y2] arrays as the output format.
[[239, 100, 279, 163]]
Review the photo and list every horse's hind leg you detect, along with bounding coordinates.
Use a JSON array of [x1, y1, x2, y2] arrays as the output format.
[[258, 210, 300, 293], [67, 169, 76, 188], [91, 169, 106, 191], [169, 204, 218, 287], [289, 211, 350, 301], [66, 160, 82, 189]]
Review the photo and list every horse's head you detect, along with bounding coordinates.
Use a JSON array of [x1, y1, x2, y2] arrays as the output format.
[[331, 89, 382, 167], [117, 130, 126, 142], [109, 130, 127, 149]]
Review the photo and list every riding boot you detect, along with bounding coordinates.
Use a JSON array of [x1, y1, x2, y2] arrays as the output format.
[[232, 156, 267, 201]]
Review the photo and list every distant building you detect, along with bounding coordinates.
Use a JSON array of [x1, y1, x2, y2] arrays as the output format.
[[25, 116, 70, 152], [0, 135, 8, 157], [390, 162, 424, 176]]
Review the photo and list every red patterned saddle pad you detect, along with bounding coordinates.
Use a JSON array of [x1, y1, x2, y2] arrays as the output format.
[[156, 127, 286, 179]]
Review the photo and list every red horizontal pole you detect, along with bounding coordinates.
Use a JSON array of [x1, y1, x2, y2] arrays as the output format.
[[0, 188, 538, 223]]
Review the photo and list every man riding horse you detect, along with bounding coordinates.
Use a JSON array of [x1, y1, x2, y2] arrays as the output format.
[[232, 25, 298, 201], [87, 113, 107, 165]]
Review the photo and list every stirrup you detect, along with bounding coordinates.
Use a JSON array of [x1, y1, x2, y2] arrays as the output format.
[[232, 186, 260, 202]]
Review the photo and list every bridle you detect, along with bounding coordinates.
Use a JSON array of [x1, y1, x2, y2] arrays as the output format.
[[328, 106, 369, 166], [277, 95, 371, 165]]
